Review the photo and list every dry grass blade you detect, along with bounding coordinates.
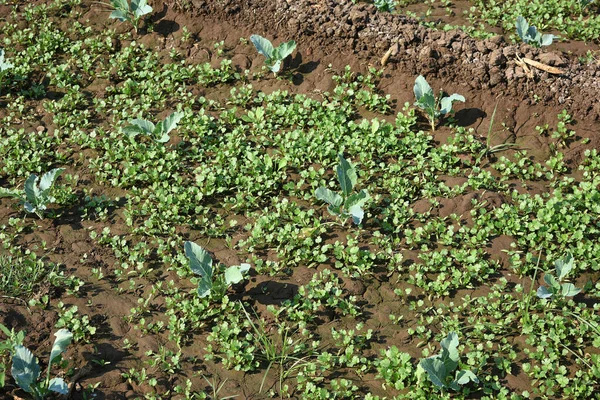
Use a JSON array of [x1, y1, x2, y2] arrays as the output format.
[[522, 57, 564, 75]]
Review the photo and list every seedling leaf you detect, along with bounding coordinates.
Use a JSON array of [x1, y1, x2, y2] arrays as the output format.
[[250, 35, 274, 59], [39, 168, 64, 192], [541, 34, 555, 46], [224, 263, 250, 285], [315, 187, 343, 208], [131, 0, 152, 18], [561, 283, 581, 297], [414, 75, 433, 100], [516, 16, 528, 41], [12, 345, 40, 393], [184, 241, 213, 297], [337, 154, 357, 196], [0, 49, 13, 71], [439, 94, 465, 115], [273, 40, 296, 61], [48, 377, 69, 394], [455, 369, 479, 385], [49, 329, 72, 364], [24, 174, 40, 206], [348, 203, 365, 225], [555, 254, 574, 281], [420, 357, 447, 388], [129, 119, 155, 134], [155, 111, 183, 135], [109, 9, 129, 21], [536, 286, 553, 299]]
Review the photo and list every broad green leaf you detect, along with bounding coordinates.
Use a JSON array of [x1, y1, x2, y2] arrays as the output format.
[[336, 154, 357, 196], [348, 204, 364, 225], [455, 369, 479, 385], [48, 377, 69, 394], [541, 34, 555, 46], [439, 94, 465, 115], [345, 189, 369, 209], [515, 16, 529, 41], [536, 286, 553, 299], [544, 274, 561, 291], [12, 345, 40, 393], [49, 329, 72, 366], [273, 40, 296, 61], [439, 332, 459, 374], [132, 0, 152, 18], [39, 168, 64, 193], [415, 91, 436, 114], [197, 279, 211, 298], [250, 34, 274, 59], [128, 118, 155, 134], [419, 357, 447, 388], [122, 125, 145, 139], [413, 75, 433, 101], [24, 174, 40, 206], [315, 187, 343, 207], [109, 9, 129, 21], [561, 283, 581, 297], [184, 241, 213, 279], [555, 254, 574, 280], [155, 112, 184, 135], [224, 263, 250, 285]]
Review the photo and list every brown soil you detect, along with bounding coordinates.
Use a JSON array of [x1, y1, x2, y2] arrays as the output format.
[[1, 0, 600, 398]]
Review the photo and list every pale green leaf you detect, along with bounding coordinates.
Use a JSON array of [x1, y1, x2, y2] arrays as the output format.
[[24, 174, 40, 206], [273, 40, 296, 60], [12, 345, 40, 393], [128, 118, 155, 134], [555, 254, 574, 280], [455, 369, 478, 385], [536, 286, 553, 299], [224, 263, 250, 285], [132, 0, 152, 18], [413, 75, 433, 101], [250, 34, 274, 59], [561, 283, 581, 297], [439, 94, 465, 115], [109, 9, 129, 21], [315, 187, 343, 207], [49, 329, 72, 366], [419, 357, 447, 388], [48, 377, 69, 394], [39, 168, 64, 193], [336, 154, 357, 196], [184, 241, 213, 279]]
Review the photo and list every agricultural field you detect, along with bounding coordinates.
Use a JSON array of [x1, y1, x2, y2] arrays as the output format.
[[1, 0, 600, 398]]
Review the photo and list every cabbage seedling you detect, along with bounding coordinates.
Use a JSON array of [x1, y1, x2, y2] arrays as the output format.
[[315, 154, 370, 225], [184, 241, 250, 300], [250, 34, 296, 75], [0, 49, 13, 90], [414, 75, 464, 131], [515, 16, 555, 47], [109, 0, 152, 33], [11, 329, 72, 399], [0, 168, 64, 219], [122, 111, 183, 143], [537, 254, 581, 299], [417, 332, 478, 391]]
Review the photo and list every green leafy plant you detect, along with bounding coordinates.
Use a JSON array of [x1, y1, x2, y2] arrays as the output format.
[[249, 34, 296, 74], [413, 75, 464, 131], [0, 168, 64, 219], [184, 241, 250, 299], [0, 48, 13, 90], [373, 0, 396, 12], [0, 324, 25, 388], [417, 332, 478, 391], [122, 112, 184, 143], [515, 16, 555, 47], [315, 154, 370, 225], [108, 0, 152, 33], [537, 254, 581, 299], [11, 329, 72, 399]]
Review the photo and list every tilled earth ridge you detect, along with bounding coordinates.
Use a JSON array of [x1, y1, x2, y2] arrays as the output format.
[[181, 0, 600, 122]]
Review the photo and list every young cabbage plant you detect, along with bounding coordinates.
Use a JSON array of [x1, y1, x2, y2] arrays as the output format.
[[417, 332, 478, 391], [109, 0, 152, 33], [122, 112, 184, 143], [515, 16, 555, 47], [0, 168, 64, 219], [184, 241, 250, 300], [11, 329, 72, 399], [537, 254, 581, 300], [413, 75, 464, 131], [250, 34, 296, 75], [0, 49, 13, 90], [315, 154, 370, 225]]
